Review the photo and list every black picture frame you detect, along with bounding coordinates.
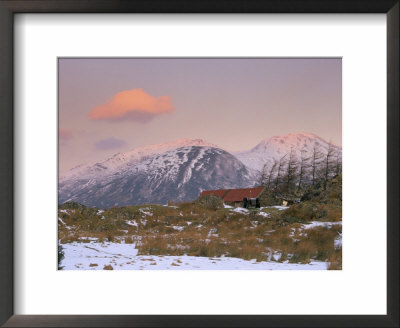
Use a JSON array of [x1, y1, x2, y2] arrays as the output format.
[[0, 1, 398, 327]]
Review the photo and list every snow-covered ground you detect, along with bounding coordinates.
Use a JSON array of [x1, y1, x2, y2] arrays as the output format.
[[60, 242, 328, 270], [258, 212, 270, 218], [232, 207, 249, 214], [302, 221, 342, 229], [261, 206, 290, 211], [139, 208, 153, 216]]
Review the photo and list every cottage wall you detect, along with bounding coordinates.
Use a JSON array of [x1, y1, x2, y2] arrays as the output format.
[[225, 201, 242, 207]]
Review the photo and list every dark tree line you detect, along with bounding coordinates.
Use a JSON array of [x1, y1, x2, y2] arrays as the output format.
[[257, 142, 342, 196]]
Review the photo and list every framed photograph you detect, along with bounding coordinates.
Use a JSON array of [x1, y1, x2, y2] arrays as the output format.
[[57, 57, 343, 271], [0, 0, 398, 327]]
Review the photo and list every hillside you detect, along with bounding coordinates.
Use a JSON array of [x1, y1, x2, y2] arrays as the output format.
[[59, 133, 341, 208], [58, 197, 341, 270], [235, 132, 341, 172], [59, 145, 253, 208]]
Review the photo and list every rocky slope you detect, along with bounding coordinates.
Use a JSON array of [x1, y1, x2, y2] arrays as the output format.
[[59, 142, 253, 208]]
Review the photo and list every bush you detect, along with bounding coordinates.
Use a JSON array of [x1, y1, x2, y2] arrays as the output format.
[[59, 201, 86, 210], [301, 174, 342, 204], [195, 195, 224, 211], [280, 203, 315, 223], [280, 201, 341, 223], [259, 190, 281, 206]]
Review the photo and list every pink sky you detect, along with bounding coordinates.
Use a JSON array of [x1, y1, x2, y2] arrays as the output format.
[[59, 58, 342, 173]]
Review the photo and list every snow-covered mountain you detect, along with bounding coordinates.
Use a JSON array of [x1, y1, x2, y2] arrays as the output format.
[[59, 133, 341, 208], [60, 138, 219, 181], [59, 140, 253, 208], [235, 132, 341, 172]]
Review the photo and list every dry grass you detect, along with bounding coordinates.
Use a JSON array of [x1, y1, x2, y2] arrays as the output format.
[[281, 202, 342, 223], [327, 249, 342, 270], [59, 200, 341, 267]]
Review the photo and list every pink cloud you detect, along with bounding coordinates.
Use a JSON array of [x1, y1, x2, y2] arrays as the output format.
[[59, 128, 73, 140], [88, 88, 175, 122]]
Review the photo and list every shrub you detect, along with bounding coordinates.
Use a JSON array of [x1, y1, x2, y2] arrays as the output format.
[[259, 190, 281, 206], [195, 195, 223, 211], [327, 248, 342, 270], [59, 201, 86, 210], [280, 202, 341, 223], [103, 265, 114, 270]]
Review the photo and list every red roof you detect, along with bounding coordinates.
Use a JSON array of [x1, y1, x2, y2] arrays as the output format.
[[223, 187, 265, 202], [199, 189, 230, 198]]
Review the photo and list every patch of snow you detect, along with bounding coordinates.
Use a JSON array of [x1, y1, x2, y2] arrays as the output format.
[[258, 212, 270, 218], [60, 242, 328, 270], [207, 228, 219, 238], [60, 209, 68, 214], [139, 209, 153, 216], [78, 237, 99, 241], [272, 206, 289, 210], [182, 147, 206, 185], [125, 220, 138, 227], [272, 253, 282, 261], [58, 217, 67, 226], [223, 204, 233, 209], [172, 226, 185, 232], [58, 217, 72, 230], [261, 206, 289, 211], [302, 221, 342, 230], [334, 233, 342, 249], [232, 207, 249, 214]]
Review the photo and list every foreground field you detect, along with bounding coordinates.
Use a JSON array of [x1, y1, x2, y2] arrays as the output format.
[[58, 197, 342, 270], [60, 241, 328, 270]]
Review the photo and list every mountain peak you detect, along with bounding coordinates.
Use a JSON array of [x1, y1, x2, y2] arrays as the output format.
[[236, 132, 341, 171], [253, 132, 331, 151], [59, 144, 252, 207], [122, 138, 220, 156], [60, 138, 220, 181]]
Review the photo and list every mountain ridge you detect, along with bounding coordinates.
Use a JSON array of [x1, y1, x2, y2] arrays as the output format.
[[59, 145, 253, 207], [60, 138, 220, 181], [235, 132, 341, 171], [59, 133, 341, 207]]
